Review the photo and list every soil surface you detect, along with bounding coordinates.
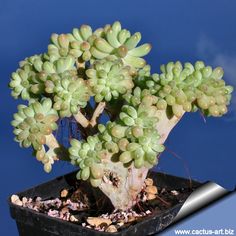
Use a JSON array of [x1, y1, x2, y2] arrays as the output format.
[[11, 178, 195, 233]]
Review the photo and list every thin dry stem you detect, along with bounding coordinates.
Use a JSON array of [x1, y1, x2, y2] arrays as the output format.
[[45, 134, 60, 160], [74, 110, 90, 128], [45, 133, 70, 161], [76, 61, 85, 69], [90, 102, 106, 127], [45, 133, 59, 150]]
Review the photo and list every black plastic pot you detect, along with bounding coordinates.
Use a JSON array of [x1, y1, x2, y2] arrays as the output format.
[[8, 171, 201, 236]]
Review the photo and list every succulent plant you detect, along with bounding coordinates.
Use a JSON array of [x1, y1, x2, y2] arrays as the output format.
[[10, 22, 233, 210]]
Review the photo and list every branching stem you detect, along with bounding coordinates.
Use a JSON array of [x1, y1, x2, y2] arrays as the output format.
[[156, 109, 185, 144]]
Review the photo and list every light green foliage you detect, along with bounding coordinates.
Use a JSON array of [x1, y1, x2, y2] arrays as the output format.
[[86, 58, 134, 102], [52, 75, 90, 117], [90, 21, 151, 68], [69, 137, 104, 186], [12, 98, 58, 149], [135, 61, 233, 117], [47, 25, 93, 62], [10, 55, 91, 118], [10, 21, 233, 180], [46, 21, 151, 68], [11, 98, 61, 172], [9, 55, 45, 100]]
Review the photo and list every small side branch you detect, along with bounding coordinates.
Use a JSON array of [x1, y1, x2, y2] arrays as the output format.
[[45, 133, 70, 162], [44, 134, 60, 161], [74, 110, 90, 128], [156, 109, 185, 144], [76, 61, 85, 69], [90, 102, 106, 127], [45, 133, 59, 150]]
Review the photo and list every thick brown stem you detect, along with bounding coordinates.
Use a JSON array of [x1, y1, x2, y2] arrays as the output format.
[[98, 158, 148, 210], [97, 108, 185, 210]]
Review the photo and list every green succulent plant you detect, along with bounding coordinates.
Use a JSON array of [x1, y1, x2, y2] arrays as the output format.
[[52, 75, 90, 117], [90, 21, 151, 68], [12, 99, 58, 148], [9, 55, 45, 100], [10, 21, 233, 210], [135, 61, 233, 117], [11, 98, 59, 172]]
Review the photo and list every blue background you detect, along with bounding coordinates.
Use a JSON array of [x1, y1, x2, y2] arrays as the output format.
[[0, 0, 235, 235]]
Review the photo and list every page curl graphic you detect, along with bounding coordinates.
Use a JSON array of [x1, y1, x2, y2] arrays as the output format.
[[173, 182, 232, 223]]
